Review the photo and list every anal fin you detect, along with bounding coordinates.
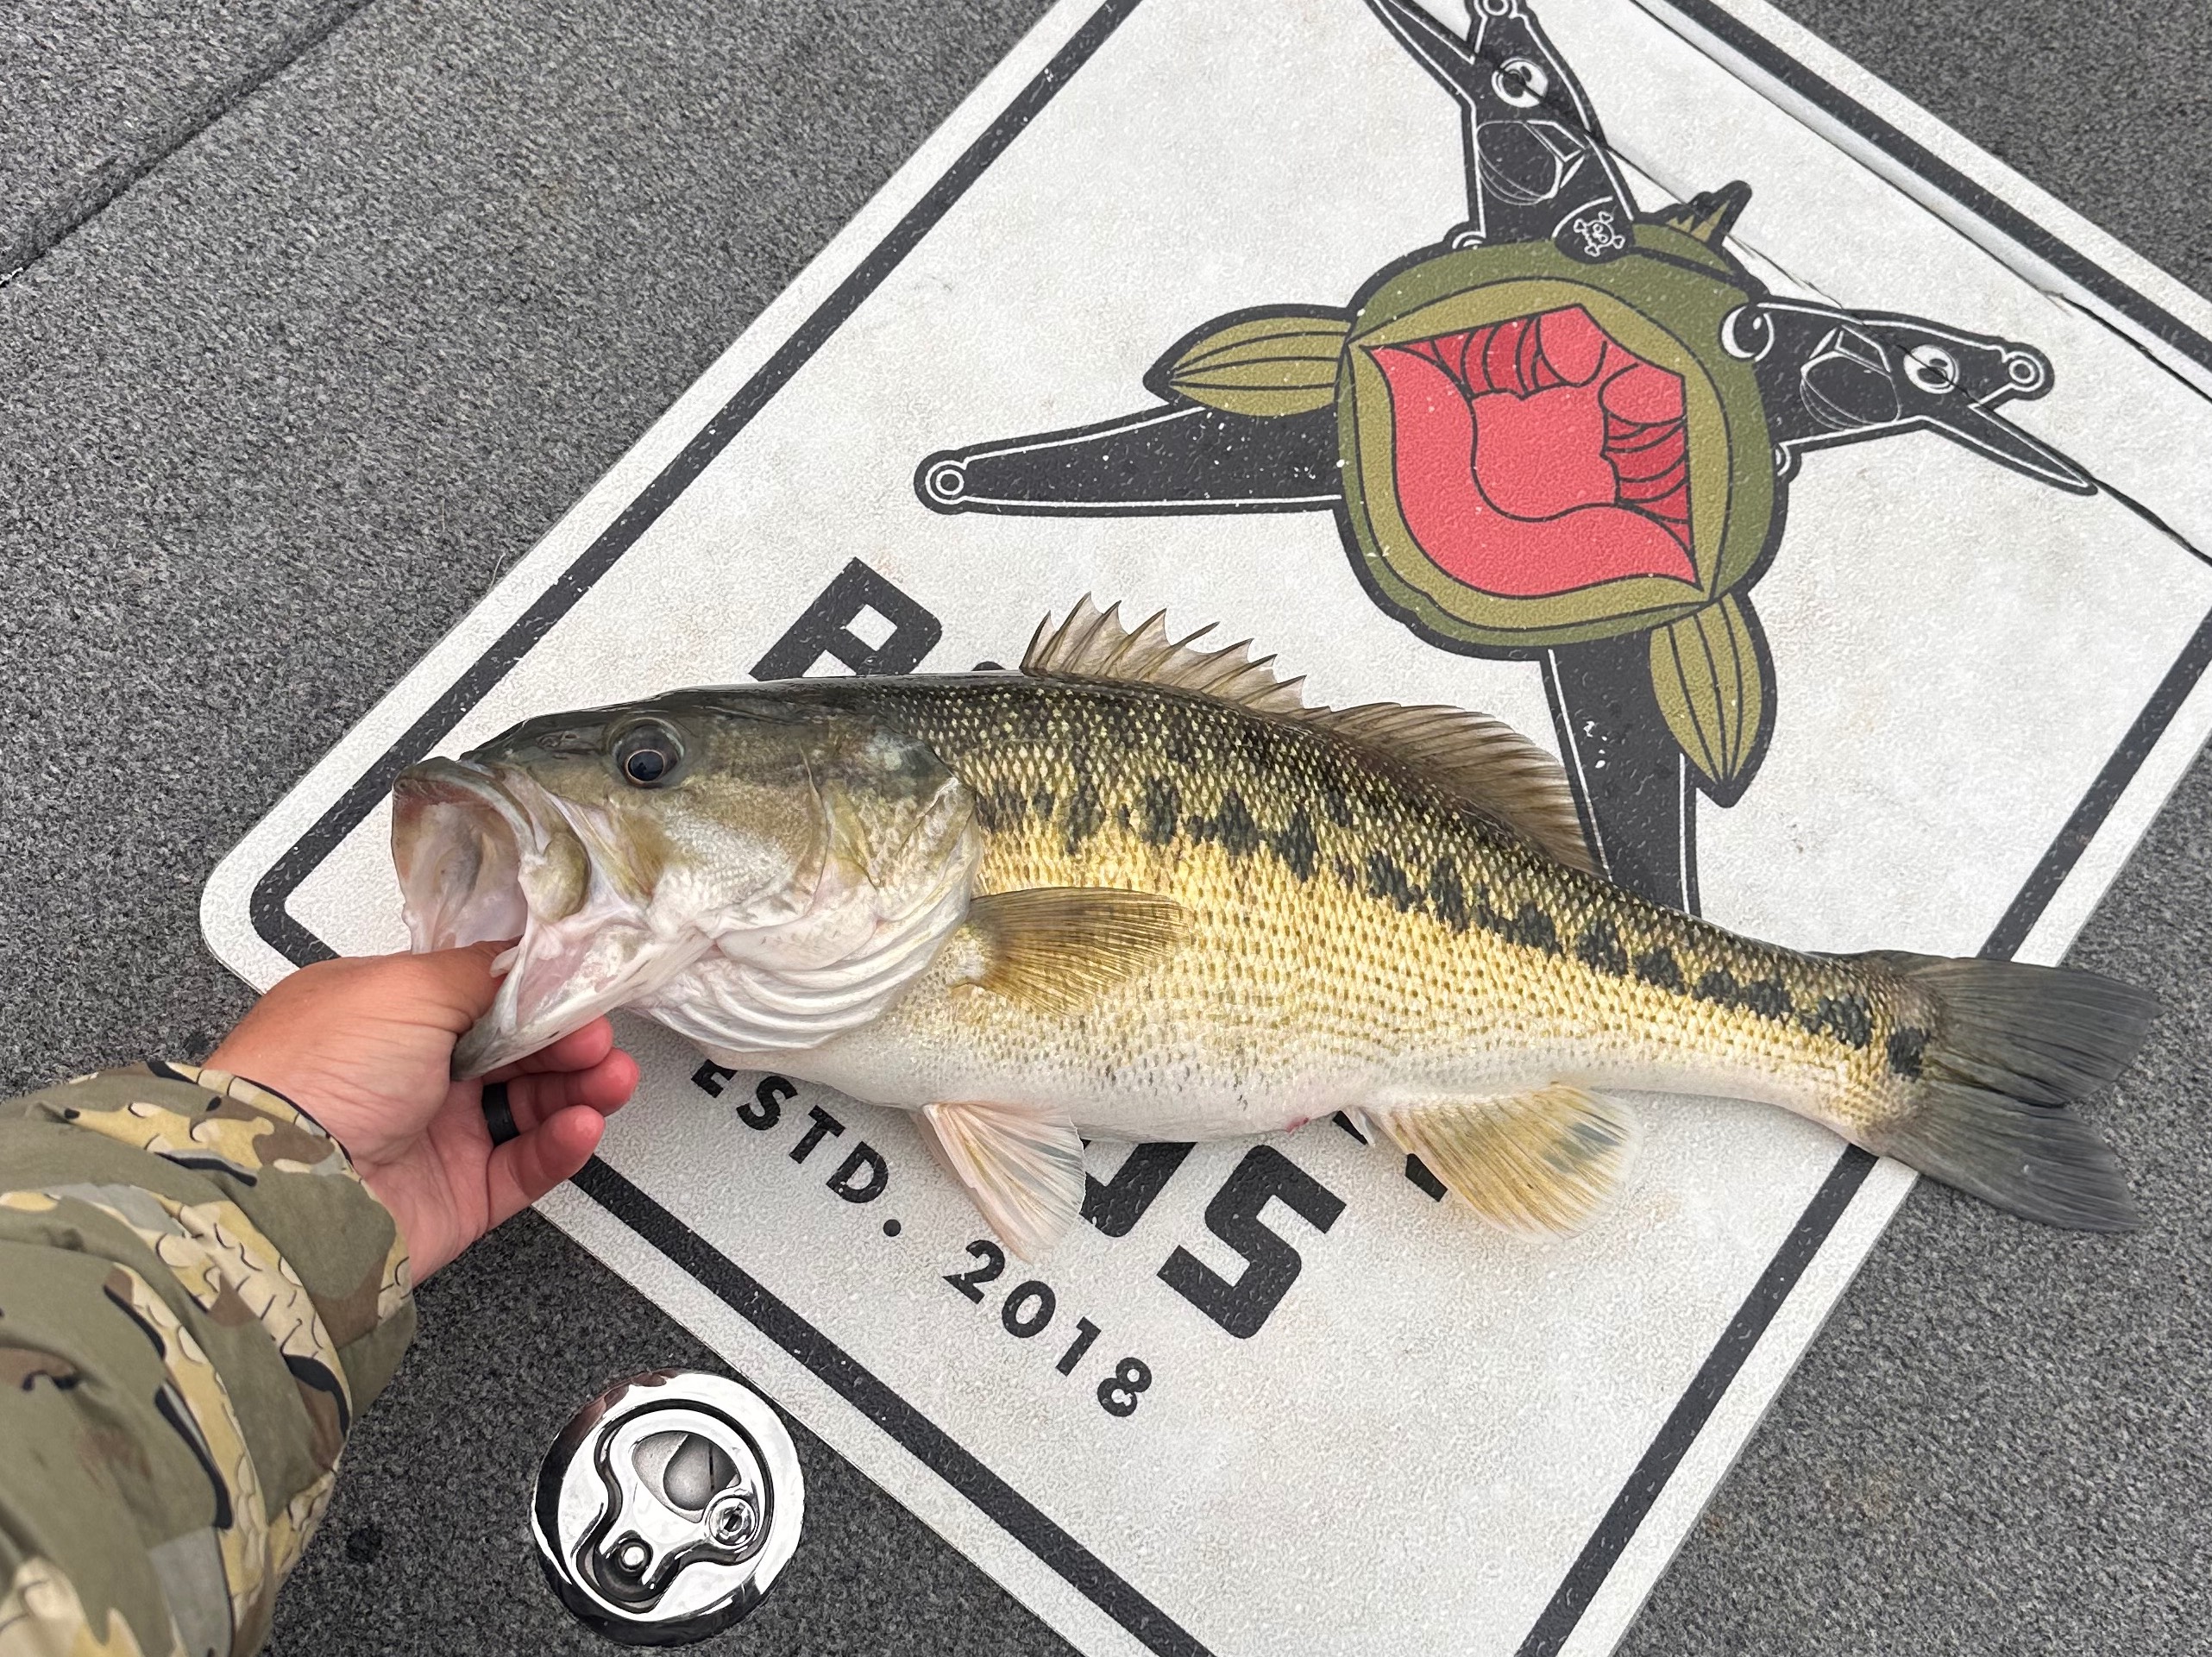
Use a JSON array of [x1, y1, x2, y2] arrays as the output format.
[[917, 1100, 1086, 1259], [1370, 1087, 1640, 1236]]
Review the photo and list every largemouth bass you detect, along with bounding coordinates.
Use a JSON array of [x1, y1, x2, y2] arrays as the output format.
[[393, 599, 2151, 1254]]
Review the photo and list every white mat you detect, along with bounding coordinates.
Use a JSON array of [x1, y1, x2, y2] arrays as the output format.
[[204, 3, 2212, 1653]]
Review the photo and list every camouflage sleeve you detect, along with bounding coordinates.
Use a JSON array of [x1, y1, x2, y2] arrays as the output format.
[[0, 1062, 414, 1657]]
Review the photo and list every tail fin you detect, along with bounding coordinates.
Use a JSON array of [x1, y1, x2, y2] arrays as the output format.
[[1858, 953, 2154, 1231]]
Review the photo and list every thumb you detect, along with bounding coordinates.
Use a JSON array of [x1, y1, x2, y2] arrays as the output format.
[[387, 940, 512, 1035]]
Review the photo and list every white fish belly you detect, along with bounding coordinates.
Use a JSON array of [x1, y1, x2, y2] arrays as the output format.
[[712, 994, 1828, 1145], [766, 1021, 1357, 1141]]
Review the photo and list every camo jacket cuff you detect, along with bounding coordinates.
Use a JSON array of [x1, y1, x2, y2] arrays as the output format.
[[0, 1062, 416, 1657]]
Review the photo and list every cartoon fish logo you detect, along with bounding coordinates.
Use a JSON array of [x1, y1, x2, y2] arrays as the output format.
[[916, 0, 2090, 903]]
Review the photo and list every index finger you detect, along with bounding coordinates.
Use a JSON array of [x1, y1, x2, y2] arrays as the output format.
[[482, 1017, 619, 1081]]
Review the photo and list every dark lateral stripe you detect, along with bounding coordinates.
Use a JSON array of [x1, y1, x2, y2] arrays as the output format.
[[1738, 979, 1791, 1020], [1270, 809, 1319, 881], [1430, 856, 1470, 932], [1575, 918, 1629, 976], [1061, 775, 1105, 855], [1138, 776, 1180, 845], [1474, 888, 1564, 953], [1112, 780, 1324, 882], [1512, 904, 1562, 954], [1691, 965, 1799, 1025], [1187, 788, 1264, 856], [1800, 994, 1874, 1050], [1367, 850, 1423, 912], [1886, 1027, 1929, 1078]]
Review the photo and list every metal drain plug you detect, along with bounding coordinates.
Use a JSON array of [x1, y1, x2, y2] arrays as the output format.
[[533, 1370, 803, 1644]]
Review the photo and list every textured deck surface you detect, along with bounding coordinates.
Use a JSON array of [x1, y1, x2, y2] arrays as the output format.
[[1, 2, 2204, 1651]]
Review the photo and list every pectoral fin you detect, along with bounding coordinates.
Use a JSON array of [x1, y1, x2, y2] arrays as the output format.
[[1370, 1086, 1640, 1236], [964, 887, 1191, 1014], [917, 1100, 1087, 1260]]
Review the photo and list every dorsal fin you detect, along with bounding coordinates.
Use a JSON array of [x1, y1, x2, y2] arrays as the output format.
[[1299, 702, 1594, 874], [1020, 599, 1597, 875], [1022, 596, 1310, 715]]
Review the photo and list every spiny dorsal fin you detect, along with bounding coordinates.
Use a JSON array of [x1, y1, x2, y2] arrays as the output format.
[[1021, 599, 1595, 875], [963, 886, 1191, 1014], [1659, 180, 1752, 246], [1021, 597, 1309, 715], [1369, 1087, 1641, 1236]]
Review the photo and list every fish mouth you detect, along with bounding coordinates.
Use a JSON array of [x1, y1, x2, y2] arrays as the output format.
[[393, 757, 536, 954], [393, 756, 695, 1078]]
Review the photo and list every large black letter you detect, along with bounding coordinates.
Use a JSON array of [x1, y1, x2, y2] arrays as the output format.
[[1157, 1146, 1344, 1340], [738, 1076, 793, 1131], [751, 561, 941, 680]]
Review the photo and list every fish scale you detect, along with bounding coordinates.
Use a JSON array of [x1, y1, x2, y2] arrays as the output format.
[[779, 675, 1920, 1145]]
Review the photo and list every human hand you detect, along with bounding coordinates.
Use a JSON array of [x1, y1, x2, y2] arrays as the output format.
[[207, 944, 639, 1278]]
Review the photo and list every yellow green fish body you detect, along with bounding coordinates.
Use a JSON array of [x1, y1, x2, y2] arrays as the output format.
[[393, 602, 2150, 1254], [785, 674, 1904, 1132]]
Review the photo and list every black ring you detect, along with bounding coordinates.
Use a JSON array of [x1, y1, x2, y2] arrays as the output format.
[[481, 1082, 519, 1146]]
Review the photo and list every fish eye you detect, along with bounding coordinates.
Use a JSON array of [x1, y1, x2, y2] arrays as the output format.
[[613, 722, 682, 788]]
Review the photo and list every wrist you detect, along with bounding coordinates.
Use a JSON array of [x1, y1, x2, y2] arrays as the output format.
[[191, 1053, 349, 1158]]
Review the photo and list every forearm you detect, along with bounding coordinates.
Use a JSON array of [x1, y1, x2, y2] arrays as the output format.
[[0, 1063, 413, 1656]]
